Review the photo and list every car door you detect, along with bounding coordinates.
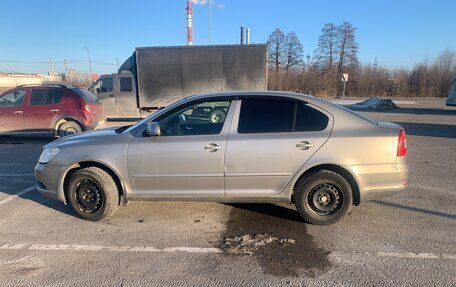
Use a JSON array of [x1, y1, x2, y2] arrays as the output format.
[[127, 97, 235, 197], [0, 89, 27, 132], [225, 96, 333, 196], [24, 88, 63, 131]]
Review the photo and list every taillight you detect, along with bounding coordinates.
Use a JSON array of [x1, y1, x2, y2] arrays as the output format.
[[397, 128, 407, 156], [80, 98, 91, 113], [84, 104, 91, 112]]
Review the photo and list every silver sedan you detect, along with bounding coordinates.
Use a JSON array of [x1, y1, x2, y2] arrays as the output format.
[[35, 91, 408, 225]]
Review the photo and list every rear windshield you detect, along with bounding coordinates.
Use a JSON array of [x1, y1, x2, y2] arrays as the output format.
[[72, 88, 99, 103]]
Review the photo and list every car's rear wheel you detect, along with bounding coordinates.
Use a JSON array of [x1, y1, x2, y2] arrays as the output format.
[[58, 121, 83, 137], [294, 170, 352, 225], [67, 167, 120, 221]]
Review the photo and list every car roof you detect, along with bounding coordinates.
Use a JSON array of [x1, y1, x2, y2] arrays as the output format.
[[16, 84, 79, 89]]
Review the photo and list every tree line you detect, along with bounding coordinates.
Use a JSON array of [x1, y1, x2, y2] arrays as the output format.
[[267, 23, 456, 98]]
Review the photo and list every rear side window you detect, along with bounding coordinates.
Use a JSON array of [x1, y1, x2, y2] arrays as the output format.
[[72, 88, 99, 103], [120, 77, 133, 92], [238, 99, 294, 133], [30, 89, 63, 105], [238, 99, 328, 134], [295, 103, 329, 131]]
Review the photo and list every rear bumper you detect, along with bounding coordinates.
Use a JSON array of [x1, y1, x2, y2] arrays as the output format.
[[346, 159, 408, 203]]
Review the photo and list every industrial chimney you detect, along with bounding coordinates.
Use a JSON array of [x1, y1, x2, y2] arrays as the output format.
[[246, 28, 250, 44], [240, 25, 245, 45], [186, 0, 193, 45]]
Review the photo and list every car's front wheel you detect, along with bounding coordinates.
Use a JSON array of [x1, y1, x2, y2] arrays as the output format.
[[294, 170, 352, 225], [67, 167, 120, 221]]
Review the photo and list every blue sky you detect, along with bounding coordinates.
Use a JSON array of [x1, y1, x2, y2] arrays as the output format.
[[0, 0, 454, 75]]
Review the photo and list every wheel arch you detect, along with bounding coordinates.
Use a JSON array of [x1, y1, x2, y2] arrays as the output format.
[[53, 116, 85, 134], [62, 161, 126, 206], [293, 163, 361, 206]]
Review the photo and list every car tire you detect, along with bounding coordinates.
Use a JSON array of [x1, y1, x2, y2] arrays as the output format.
[[67, 167, 120, 221], [209, 110, 226, 123], [58, 121, 83, 137], [294, 170, 352, 225]]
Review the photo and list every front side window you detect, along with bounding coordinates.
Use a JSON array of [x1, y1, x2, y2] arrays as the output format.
[[30, 89, 63, 106], [238, 98, 328, 134], [0, 90, 26, 107], [157, 100, 231, 136], [92, 78, 113, 94]]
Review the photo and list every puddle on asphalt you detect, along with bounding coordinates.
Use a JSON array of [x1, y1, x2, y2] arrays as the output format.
[[219, 203, 332, 277]]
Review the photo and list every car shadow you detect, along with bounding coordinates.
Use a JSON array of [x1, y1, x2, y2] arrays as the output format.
[[20, 187, 78, 218], [224, 203, 304, 223], [372, 200, 456, 220], [394, 122, 456, 139]]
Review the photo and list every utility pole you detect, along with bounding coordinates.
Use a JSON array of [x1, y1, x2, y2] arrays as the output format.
[[85, 46, 92, 78], [64, 58, 68, 74], [115, 58, 119, 67], [209, 0, 212, 44], [306, 54, 310, 70], [49, 58, 54, 75]]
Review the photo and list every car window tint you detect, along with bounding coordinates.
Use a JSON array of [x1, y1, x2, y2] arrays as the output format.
[[120, 77, 133, 92], [0, 90, 25, 107], [295, 103, 329, 131], [238, 99, 295, 133], [157, 100, 231, 136], [73, 88, 99, 103], [30, 89, 62, 106]]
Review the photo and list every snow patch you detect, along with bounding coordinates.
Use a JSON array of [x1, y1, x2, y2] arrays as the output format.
[[221, 233, 296, 256], [347, 98, 399, 111]]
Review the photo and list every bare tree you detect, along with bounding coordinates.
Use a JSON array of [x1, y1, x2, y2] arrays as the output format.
[[267, 28, 286, 73], [336, 22, 359, 96], [284, 32, 303, 73], [313, 23, 339, 70], [336, 22, 359, 72]]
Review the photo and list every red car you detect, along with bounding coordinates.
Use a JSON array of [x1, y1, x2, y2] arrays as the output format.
[[0, 84, 104, 136]]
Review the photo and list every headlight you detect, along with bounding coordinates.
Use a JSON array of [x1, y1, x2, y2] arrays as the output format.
[[38, 147, 61, 164]]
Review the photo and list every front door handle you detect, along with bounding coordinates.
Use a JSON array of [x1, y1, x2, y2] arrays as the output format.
[[296, 141, 315, 150], [14, 111, 23, 115], [50, 109, 59, 113], [204, 143, 223, 152]]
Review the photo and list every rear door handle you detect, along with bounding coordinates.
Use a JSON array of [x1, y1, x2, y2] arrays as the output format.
[[50, 109, 59, 112], [14, 111, 23, 115], [296, 141, 315, 150], [204, 143, 223, 152]]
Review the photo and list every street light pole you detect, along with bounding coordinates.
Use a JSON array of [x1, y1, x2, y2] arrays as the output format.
[[85, 46, 92, 79], [209, 0, 212, 44]]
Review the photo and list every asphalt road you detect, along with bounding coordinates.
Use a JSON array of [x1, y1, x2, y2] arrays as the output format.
[[0, 99, 455, 286]]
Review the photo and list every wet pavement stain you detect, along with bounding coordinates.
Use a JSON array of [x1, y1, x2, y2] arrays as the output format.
[[219, 203, 333, 277]]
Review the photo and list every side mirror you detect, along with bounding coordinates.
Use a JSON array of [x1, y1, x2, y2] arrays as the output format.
[[146, 122, 161, 137]]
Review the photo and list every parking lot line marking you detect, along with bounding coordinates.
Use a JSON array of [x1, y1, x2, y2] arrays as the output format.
[[1, 243, 454, 259], [0, 243, 222, 254], [0, 185, 36, 206], [0, 174, 34, 177]]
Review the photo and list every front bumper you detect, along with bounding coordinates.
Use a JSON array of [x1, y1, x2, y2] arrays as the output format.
[[34, 163, 67, 202]]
